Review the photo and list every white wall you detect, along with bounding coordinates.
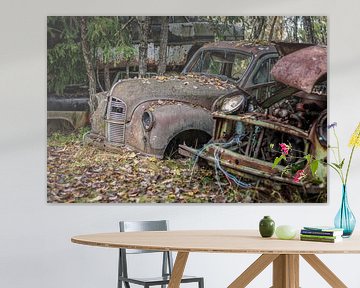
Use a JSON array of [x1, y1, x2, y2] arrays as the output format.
[[1, 0, 360, 287]]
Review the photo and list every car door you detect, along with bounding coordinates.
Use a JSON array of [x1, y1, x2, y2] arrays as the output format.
[[244, 54, 283, 103]]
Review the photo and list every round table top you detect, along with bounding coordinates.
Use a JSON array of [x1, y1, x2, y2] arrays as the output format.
[[71, 230, 360, 254]]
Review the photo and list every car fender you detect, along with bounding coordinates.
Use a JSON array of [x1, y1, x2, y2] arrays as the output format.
[[126, 102, 213, 158]]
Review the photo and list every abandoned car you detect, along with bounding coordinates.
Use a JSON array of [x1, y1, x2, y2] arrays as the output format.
[[47, 17, 244, 135], [47, 85, 90, 135], [179, 45, 327, 196], [87, 41, 284, 158]]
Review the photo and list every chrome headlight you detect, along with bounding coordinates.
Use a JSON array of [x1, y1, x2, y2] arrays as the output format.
[[220, 95, 247, 114], [142, 111, 154, 131]]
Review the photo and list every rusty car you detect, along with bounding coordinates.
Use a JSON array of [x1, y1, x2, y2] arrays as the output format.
[[47, 85, 90, 135], [179, 44, 327, 199], [87, 41, 284, 158], [47, 17, 243, 135]]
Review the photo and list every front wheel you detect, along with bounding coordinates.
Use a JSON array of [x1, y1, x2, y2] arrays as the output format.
[[164, 130, 211, 158]]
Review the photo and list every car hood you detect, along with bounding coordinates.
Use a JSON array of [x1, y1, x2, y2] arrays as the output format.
[[109, 75, 238, 121], [271, 45, 327, 94]]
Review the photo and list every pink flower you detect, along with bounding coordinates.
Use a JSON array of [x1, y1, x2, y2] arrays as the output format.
[[293, 169, 305, 183], [279, 143, 289, 155]]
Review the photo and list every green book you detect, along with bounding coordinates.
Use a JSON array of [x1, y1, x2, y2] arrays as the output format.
[[300, 234, 340, 240], [300, 235, 342, 243]]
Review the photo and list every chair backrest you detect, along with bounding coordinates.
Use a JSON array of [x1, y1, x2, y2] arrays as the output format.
[[119, 220, 168, 254], [118, 220, 174, 283], [120, 220, 168, 232]]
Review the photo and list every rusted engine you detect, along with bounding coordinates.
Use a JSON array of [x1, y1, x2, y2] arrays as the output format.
[[179, 45, 327, 197]]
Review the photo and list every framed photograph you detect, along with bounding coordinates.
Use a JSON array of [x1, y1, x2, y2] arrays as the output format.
[[47, 16, 327, 203]]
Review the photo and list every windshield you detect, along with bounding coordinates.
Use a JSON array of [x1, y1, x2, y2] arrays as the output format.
[[186, 50, 252, 81]]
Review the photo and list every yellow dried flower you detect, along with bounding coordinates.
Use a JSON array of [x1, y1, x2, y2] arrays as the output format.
[[349, 122, 360, 148]]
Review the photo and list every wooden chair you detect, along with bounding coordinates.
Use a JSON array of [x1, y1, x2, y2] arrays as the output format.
[[118, 220, 204, 288]]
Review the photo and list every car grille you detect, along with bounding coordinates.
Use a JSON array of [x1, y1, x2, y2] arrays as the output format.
[[106, 96, 126, 144]]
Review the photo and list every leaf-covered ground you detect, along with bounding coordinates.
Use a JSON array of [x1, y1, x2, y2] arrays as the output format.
[[47, 129, 325, 203]]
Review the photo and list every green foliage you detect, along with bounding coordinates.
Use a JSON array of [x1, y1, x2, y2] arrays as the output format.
[[48, 126, 90, 147], [47, 41, 87, 94], [47, 17, 87, 95], [87, 16, 136, 65], [332, 159, 345, 170], [47, 16, 136, 95], [310, 16, 327, 44], [310, 159, 319, 176], [47, 16, 327, 95], [304, 154, 312, 164], [206, 16, 327, 44], [270, 142, 326, 184], [294, 16, 327, 44], [272, 154, 286, 168]]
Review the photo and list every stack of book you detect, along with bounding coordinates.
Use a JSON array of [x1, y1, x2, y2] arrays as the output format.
[[300, 226, 344, 243]]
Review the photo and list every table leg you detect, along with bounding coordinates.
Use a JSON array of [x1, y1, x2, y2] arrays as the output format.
[[301, 254, 347, 288], [168, 251, 189, 288], [272, 254, 299, 288], [228, 254, 280, 288]]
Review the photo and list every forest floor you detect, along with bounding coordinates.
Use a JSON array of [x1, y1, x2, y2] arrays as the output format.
[[47, 129, 324, 203]]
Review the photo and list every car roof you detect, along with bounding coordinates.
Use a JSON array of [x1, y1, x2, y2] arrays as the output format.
[[200, 41, 278, 55]]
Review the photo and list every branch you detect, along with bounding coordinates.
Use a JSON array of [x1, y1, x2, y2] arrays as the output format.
[[120, 17, 135, 32]]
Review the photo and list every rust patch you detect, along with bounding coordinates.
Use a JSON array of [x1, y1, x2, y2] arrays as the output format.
[[179, 144, 302, 186], [212, 112, 309, 139], [271, 46, 327, 94], [201, 41, 277, 55], [273, 41, 315, 56]]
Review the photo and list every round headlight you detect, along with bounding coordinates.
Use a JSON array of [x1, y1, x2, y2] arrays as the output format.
[[220, 95, 247, 114], [142, 111, 154, 131]]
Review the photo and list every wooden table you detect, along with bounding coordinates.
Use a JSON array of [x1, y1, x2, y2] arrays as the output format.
[[72, 230, 360, 288]]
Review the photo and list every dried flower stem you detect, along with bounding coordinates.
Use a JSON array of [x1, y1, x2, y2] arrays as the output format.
[[332, 127, 345, 184]]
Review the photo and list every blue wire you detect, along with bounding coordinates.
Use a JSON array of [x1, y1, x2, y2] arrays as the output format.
[[214, 149, 251, 189], [191, 133, 251, 190]]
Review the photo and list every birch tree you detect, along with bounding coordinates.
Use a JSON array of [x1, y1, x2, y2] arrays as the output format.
[[157, 16, 169, 75]]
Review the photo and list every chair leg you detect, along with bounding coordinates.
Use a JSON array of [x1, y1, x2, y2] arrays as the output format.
[[199, 278, 204, 288]]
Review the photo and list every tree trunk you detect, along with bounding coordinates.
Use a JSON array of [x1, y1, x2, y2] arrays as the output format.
[[137, 16, 150, 78], [157, 16, 169, 75], [278, 17, 284, 41], [252, 16, 266, 40], [79, 17, 97, 113], [293, 16, 299, 42], [126, 64, 130, 79], [104, 64, 111, 91], [318, 17, 327, 44], [303, 16, 315, 43], [259, 17, 267, 40], [268, 16, 277, 42]]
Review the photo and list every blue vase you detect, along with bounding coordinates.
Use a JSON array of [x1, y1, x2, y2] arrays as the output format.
[[334, 185, 356, 237]]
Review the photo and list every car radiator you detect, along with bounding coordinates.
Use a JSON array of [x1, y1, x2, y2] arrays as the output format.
[[106, 96, 126, 144]]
